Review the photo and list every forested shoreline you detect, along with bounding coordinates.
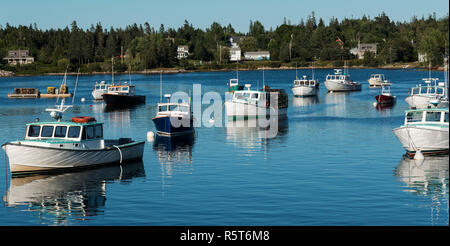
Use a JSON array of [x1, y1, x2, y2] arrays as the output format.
[[1, 12, 448, 75]]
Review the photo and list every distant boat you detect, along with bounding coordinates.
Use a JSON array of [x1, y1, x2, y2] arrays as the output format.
[[224, 84, 288, 119], [405, 78, 446, 109], [292, 75, 319, 97], [368, 74, 391, 88], [375, 85, 396, 105], [228, 78, 244, 92], [392, 107, 449, 157], [92, 81, 111, 100], [102, 83, 146, 107], [2, 94, 144, 176], [152, 94, 194, 137], [324, 69, 361, 92]]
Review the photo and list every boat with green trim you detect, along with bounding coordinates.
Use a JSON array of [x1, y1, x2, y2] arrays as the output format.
[[2, 116, 145, 176], [393, 107, 449, 157]]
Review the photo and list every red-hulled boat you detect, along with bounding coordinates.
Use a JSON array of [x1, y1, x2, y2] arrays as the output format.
[[375, 85, 396, 105]]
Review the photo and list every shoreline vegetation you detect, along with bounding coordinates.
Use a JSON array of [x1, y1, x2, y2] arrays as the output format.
[[1, 11, 448, 77]]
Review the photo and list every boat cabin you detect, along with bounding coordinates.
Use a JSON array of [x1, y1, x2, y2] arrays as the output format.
[[93, 81, 109, 90], [409, 79, 445, 96], [370, 74, 385, 81], [25, 117, 103, 142], [326, 69, 351, 82], [404, 108, 449, 126], [106, 84, 135, 95], [293, 76, 317, 87], [157, 102, 191, 115]]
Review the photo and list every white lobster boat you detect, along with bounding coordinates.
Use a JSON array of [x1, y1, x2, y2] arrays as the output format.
[[368, 74, 391, 87], [2, 98, 145, 176], [292, 75, 319, 97], [393, 107, 449, 157], [324, 69, 361, 92], [405, 78, 447, 109], [224, 84, 288, 120], [92, 81, 111, 100]]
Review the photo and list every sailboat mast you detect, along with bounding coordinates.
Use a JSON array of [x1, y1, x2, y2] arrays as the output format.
[[112, 57, 114, 85], [160, 70, 162, 102]]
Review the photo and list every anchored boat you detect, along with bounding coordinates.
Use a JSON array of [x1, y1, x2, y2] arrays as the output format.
[[368, 74, 391, 88], [92, 81, 111, 100], [224, 84, 288, 119], [375, 85, 396, 105], [405, 78, 447, 109], [152, 94, 194, 137], [392, 107, 449, 157], [292, 75, 319, 97], [324, 69, 361, 92], [102, 83, 146, 107], [2, 99, 145, 176]]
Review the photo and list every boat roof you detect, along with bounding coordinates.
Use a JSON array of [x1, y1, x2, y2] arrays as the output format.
[[405, 107, 448, 113], [26, 121, 103, 127], [157, 102, 190, 107], [109, 84, 134, 88]]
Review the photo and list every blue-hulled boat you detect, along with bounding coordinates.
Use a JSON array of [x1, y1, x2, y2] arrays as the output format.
[[152, 94, 194, 137]]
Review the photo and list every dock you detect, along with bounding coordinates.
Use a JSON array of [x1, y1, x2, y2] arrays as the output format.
[[40, 93, 72, 98]]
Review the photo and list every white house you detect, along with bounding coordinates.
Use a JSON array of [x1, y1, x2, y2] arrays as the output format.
[[418, 52, 428, 63], [3, 50, 34, 65], [230, 47, 241, 62], [177, 45, 189, 59], [244, 51, 270, 61]]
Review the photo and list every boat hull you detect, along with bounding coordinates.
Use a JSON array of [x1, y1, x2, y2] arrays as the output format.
[[324, 81, 361, 92], [392, 125, 449, 156], [224, 101, 287, 119], [375, 94, 396, 104], [2, 141, 145, 175], [103, 94, 146, 106], [92, 89, 107, 100], [292, 86, 317, 97], [152, 116, 194, 137], [405, 95, 440, 109]]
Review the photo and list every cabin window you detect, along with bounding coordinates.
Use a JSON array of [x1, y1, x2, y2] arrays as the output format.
[[406, 111, 423, 123], [444, 112, 449, 123], [41, 126, 54, 137], [68, 126, 81, 138], [86, 126, 95, 139], [27, 125, 41, 137], [251, 93, 259, 99], [54, 126, 67, 138], [159, 105, 168, 112], [425, 112, 442, 122], [95, 125, 103, 138]]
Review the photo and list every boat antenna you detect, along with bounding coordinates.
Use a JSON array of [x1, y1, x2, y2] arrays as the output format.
[[295, 62, 298, 80], [312, 61, 315, 81], [160, 70, 163, 102], [262, 66, 265, 89], [111, 57, 115, 85], [72, 68, 80, 105], [128, 64, 132, 85]]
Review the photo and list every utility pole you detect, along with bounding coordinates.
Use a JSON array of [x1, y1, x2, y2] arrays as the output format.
[[289, 33, 293, 61]]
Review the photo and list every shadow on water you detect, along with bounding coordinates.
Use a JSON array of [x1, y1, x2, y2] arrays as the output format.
[[2, 160, 145, 224]]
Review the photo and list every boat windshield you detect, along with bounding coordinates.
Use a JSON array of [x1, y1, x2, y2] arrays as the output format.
[[234, 92, 259, 100], [169, 105, 189, 112], [406, 111, 423, 123], [445, 112, 449, 122]]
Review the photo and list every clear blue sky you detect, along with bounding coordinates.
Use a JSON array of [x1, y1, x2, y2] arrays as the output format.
[[1, 0, 448, 32]]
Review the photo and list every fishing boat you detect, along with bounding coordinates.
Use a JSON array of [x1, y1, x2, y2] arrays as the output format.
[[375, 85, 396, 105], [324, 69, 361, 92], [152, 94, 194, 137], [228, 78, 244, 92], [292, 75, 319, 97], [368, 74, 391, 87], [392, 107, 449, 157], [1, 97, 145, 176], [224, 84, 288, 119], [92, 81, 111, 100], [102, 83, 146, 107], [405, 78, 446, 109]]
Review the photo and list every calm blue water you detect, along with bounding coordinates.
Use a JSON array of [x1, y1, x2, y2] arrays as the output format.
[[0, 68, 448, 226]]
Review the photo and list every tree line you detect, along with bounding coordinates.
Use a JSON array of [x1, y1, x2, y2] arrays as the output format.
[[0, 11, 448, 74]]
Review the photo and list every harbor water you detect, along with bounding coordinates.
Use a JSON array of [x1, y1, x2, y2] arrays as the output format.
[[0, 68, 448, 226]]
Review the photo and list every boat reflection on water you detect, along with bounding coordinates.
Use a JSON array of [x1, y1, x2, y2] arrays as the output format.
[[292, 96, 319, 107], [153, 134, 195, 177], [2, 161, 145, 224], [225, 116, 288, 151], [373, 101, 396, 111], [394, 155, 449, 225]]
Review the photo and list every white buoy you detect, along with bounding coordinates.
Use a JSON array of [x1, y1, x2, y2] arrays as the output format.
[[81, 97, 86, 102], [147, 131, 155, 142], [373, 102, 378, 107], [414, 150, 424, 160]]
